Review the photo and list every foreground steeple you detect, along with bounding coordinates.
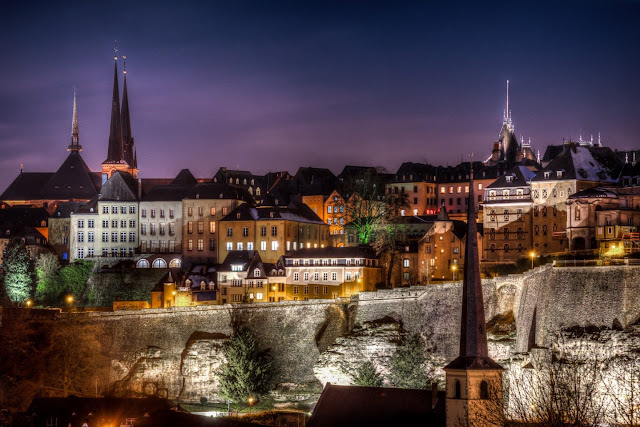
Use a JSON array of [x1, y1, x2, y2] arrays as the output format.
[[444, 163, 503, 427]]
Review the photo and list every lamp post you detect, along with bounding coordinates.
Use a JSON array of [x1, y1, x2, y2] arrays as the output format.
[[529, 251, 536, 269], [271, 285, 276, 302], [248, 397, 254, 414], [25, 299, 33, 308], [451, 265, 457, 281]]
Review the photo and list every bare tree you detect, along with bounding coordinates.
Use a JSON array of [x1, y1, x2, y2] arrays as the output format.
[[602, 355, 640, 426]]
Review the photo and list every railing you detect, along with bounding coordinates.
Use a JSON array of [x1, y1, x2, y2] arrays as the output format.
[[553, 258, 640, 267]]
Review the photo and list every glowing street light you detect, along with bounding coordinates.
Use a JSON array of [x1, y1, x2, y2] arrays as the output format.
[[25, 299, 33, 308], [66, 295, 74, 305], [248, 396, 254, 413], [529, 251, 536, 269], [451, 265, 458, 281]]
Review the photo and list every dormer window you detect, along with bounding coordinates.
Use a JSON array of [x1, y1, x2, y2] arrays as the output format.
[[237, 213, 241, 219], [556, 171, 563, 178], [270, 212, 274, 218], [231, 265, 243, 272], [506, 175, 513, 182], [254, 268, 261, 277], [544, 171, 551, 179]]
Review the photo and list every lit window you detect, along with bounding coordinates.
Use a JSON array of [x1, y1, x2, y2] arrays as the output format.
[[271, 241, 278, 251], [403, 259, 410, 267]]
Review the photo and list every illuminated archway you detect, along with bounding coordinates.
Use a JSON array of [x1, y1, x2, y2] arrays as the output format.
[[169, 258, 181, 268], [136, 259, 150, 268], [152, 258, 167, 268]]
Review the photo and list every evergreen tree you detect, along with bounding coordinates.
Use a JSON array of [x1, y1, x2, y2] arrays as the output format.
[[389, 333, 432, 389], [218, 327, 274, 403], [60, 259, 93, 300], [350, 360, 383, 387], [2, 239, 32, 304], [35, 252, 63, 305]]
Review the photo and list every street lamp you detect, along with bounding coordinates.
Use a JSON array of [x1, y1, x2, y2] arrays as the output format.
[[248, 397, 254, 413], [529, 251, 536, 269], [25, 299, 32, 308], [451, 265, 457, 281]]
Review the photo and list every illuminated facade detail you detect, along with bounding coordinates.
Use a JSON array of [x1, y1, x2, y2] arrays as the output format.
[[482, 166, 536, 263]]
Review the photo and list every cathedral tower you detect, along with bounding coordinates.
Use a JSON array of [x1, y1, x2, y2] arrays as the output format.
[[102, 46, 138, 183], [444, 166, 504, 426]]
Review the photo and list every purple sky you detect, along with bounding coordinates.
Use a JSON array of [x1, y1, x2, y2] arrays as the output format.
[[1, 1, 639, 189]]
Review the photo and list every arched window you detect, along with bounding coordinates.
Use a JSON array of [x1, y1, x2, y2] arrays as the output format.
[[480, 381, 489, 399], [455, 380, 461, 399], [169, 258, 181, 268], [254, 268, 261, 277], [136, 259, 150, 268], [152, 258, 167, 268]]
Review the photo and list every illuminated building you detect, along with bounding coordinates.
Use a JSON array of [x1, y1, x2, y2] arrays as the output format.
[[323, 190, 347, 235], [530, 143, 621, 255], [217, 250, 268, 304], [444, 171, 503, 427], [282, 246, 381, 300], [181, 183, 250, 263], [218, 202, 330, 264], [419, 205, 481, 282], [386, 162, 439, 216], [567, 186, 640, 255], [482, 166, 537, 263]]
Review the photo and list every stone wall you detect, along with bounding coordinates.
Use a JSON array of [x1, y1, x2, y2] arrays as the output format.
[[7, 264, 640, 406]]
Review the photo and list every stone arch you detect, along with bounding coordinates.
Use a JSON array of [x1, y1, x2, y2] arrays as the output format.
[[169, 258, 181, 268], [136, 259, 150, 268], [573, 237, 586, 250], [152, 258, 167, 268]]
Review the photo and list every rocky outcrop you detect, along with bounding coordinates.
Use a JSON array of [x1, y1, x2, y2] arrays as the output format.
[[178, 331, 229, 403]]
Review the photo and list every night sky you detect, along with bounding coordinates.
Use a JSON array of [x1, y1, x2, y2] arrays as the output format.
[[1, 1, 639, 189]]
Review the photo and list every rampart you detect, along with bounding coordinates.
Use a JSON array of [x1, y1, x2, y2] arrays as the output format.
[[5, 264, 640, 403]]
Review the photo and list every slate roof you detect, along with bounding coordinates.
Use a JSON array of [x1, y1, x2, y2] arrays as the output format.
[[292, 167, 338, 196], [307, 384, 445, 427], [171, 169, 198, 185], [186, 183, 253, 202], [51, 201, 85, 219], [286, 245, 378, 259], [221, 203, 325, 224], [218, 250, 261, 272], [40, 151, 101, 200], [393, 162, 439, 182], [487, 165, 537, 189], [0, 172, 54, 201], [569, 186, 619, 200], [100, 171, 139, 201], [532, 144, 622, 183]]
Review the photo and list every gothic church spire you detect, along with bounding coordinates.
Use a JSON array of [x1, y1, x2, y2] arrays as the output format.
[[120, 55, 136, 168], [67, 88, 82, 152], [105, 45, 123, 163]]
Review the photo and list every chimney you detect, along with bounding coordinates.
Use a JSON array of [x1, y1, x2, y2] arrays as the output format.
[[431, 382, 438, 409], [138, 178, 142, 200]]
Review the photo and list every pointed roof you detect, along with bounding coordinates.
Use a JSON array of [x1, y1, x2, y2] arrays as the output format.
[[40, 151, 101, 200], [121, 63, 136, 168], [99, 171, 138, 201], [445, 170, 503, 371], [67, 89, 82, 152], [436, 203, 449, 221], [171, 169, 198, 185], [105, 58, 123, 163]]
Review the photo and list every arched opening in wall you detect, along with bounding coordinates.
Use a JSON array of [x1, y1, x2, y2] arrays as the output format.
[[573, 237, 586, 251], [136, 259, 150, 268], [590, 237, 597, 249], [152, 258, 167, 268], [455, 380, 461, 399], [480, 381, 489, 399], [169, 258, 181, 268]]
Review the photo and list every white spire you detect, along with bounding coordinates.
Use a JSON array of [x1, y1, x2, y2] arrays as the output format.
[[536, 150, 541, 164]]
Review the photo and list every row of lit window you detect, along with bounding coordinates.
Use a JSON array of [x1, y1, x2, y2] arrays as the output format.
[[77, 232, 136, 243], [293, 271, 359, 282], [439, 184, 483, 194], [102, 205, 136, 214], [77, 247, 134, 258], [141, 223, 175, 235]]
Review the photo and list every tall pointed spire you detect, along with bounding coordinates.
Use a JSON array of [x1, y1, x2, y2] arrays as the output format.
[[120, 55, 136, 167], [105, 43, 123, 163], [458, 164, 488, 358], [67, 87, 82, 152]]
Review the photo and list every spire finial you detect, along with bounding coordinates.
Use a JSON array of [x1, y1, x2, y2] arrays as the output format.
[[537, 149, 541, 164], [114, 40, 118, 61], [625, 153, 629, 164], [20, 162, 23, 173], [123, 55, 127, 74], [506, 80, 510, 120]]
